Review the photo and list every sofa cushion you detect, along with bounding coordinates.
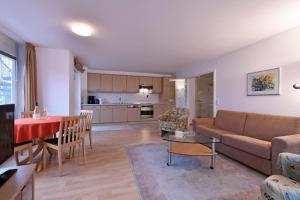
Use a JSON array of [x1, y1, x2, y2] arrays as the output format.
[[196, 125, 237, 140], [215, 110, 247, 134], [222, 134, 271, 159], [244, 113, 300, 141]]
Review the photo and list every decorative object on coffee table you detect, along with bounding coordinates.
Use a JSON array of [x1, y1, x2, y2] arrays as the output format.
[[247, 67, 280, 96], [162, 132, 220, 169], [158, 108, 189, 136]]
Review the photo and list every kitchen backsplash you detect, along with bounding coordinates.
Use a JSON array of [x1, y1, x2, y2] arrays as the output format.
[[87, 92, 159, 104]]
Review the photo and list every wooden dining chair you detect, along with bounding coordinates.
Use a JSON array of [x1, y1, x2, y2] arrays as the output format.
[[14, 111, 34, 166], [14, 142, 33, 165], [43, 116, 86, 176], [80, 110, 94, 149], [20, 111, 34, 118]]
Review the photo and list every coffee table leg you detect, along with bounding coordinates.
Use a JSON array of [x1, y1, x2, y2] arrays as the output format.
[[167, 141, 172, 166], [210, 142, 216, 169]]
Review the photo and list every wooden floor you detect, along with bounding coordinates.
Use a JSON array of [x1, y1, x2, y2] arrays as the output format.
[[35, 123, 161, 200]]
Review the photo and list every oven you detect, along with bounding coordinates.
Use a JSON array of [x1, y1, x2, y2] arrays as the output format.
[[140, 104, 154, 119]]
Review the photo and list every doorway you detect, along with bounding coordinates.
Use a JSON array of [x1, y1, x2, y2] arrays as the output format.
[[195, 72, 214, 118]]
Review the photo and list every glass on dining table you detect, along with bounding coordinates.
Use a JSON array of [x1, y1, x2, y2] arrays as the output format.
[[41, 107, 48, 119]]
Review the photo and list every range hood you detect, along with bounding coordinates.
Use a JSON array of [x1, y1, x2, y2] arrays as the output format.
[[139, 84, 153, 93]]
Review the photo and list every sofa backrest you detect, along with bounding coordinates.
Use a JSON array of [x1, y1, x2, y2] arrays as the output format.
[[215, 110, 247, 134], [244, 113, 300, 141]]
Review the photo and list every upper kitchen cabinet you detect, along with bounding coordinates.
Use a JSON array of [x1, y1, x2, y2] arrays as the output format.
[[113, 75, 127, 92], [126, 76, 140, 92], [160, 77, 176, 104], [163, 77, 175, 87], [139, 76, 153, 85], [87, 73, 101, 91], [152, 77, 162, 93], [100, 74, 113, 92]]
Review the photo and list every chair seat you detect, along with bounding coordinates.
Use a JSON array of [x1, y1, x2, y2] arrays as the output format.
[[261, 175, 300, 200], [44, 135, 81, 145], [44, 138, 60, 145], [222, 134, 271, 159]]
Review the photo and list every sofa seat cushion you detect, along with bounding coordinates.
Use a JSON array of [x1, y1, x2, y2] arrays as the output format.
[[196, 125, 238, 140], [222, 134, 271, 159]]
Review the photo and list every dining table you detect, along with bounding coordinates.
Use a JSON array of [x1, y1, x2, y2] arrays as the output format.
[[14, 116, 62, 171]]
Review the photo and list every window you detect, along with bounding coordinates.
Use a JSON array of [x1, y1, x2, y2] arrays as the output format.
[[0, 52, 16, 105]]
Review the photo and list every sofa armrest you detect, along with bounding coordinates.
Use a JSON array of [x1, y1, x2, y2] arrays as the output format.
[[272, 134, 300, 174], [192, 117, 215, 132]]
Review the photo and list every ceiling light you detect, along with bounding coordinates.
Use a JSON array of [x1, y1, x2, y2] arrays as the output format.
[[71, 23, 93, 36]]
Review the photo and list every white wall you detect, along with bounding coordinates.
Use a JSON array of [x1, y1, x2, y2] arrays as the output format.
[[68, 52, 81, 115], [175, 79, 187, 108], [186, 78, 196, 123], [177, 26, 300, 117], [36, 47, 74, 115]]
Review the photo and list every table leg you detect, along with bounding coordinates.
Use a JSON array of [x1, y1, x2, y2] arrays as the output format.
[[210, 142, 216, 169], [167, 141, 172, 166]]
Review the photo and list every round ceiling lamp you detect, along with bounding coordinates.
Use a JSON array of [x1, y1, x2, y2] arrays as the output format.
[[71, 23, 93, 37]]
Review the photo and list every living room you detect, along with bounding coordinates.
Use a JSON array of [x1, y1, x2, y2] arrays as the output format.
[[0, 1, 300, 200]]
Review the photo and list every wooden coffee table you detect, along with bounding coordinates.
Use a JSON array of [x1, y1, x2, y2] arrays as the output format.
[[162, 133, 220, 169]]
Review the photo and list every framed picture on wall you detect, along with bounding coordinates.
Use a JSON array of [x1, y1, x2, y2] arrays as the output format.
[[247, 67, 280, 96]]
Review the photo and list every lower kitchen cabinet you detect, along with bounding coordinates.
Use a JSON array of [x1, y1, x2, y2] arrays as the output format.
[[100, 106, 113, 123], [113, 106, 127, 122], [127, 107, 140, 122], [82, 106, 101, 124]]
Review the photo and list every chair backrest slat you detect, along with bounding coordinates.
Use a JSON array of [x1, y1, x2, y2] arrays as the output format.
[[58, 116, 86, 146], [80, 110, 93, 130]]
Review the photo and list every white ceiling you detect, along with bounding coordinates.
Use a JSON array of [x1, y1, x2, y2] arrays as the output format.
[[1, 0, 300, 74]]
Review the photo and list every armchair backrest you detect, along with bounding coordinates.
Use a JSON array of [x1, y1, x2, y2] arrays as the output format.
[[277, 153, 300, 182]]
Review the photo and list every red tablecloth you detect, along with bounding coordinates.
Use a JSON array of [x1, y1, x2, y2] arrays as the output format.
[[14, 116, 62, 144]]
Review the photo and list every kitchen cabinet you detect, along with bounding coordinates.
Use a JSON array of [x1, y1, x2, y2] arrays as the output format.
[[139, 76, 152, 85], [163, 77, 175, 87], [100, 74, 113, 92], [82, 106, 101, 124], [160, 77, 176, 104], [154, 104, 175, 119], [113, 75, 127, 92], [127, 107, 140, 122], [152, 77, 162, 93], [100, 106, 113, 123], [112, 106, 127, 122], [87, 73, 101, 91], [126, 76, 140, 92]]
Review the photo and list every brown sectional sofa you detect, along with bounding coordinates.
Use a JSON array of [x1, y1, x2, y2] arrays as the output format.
[[193, 110, 300, 175]]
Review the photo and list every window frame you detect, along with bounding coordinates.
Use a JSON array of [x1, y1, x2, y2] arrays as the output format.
[[0, 50, 17, 105]]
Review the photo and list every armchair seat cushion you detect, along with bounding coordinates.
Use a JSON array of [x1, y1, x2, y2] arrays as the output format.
[[196, 125, 237, 140], [222, 134, 271, 159], [261, 175, 300, 200]]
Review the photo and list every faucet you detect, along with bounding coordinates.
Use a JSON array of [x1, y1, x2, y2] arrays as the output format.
[[118, 97, 122, 104]]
